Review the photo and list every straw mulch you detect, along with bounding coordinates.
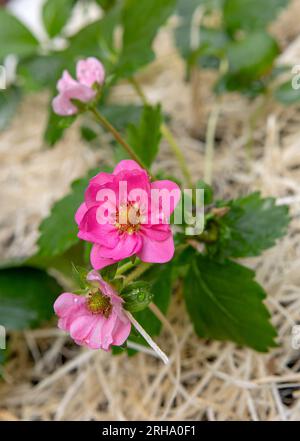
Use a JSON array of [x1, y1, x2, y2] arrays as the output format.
[[1, 1, 300, 421]]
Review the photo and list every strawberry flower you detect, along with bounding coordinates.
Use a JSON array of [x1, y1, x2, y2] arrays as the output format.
[[76, 160, 181, 270], [52, 57, 105, 116], [54, 271, 131, 350]]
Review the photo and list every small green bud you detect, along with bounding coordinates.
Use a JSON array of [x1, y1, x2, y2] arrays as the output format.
[[121, 281, 153, 313]]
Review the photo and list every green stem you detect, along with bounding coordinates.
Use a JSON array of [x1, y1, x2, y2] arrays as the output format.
[[129, 77, 194, 187], [123, 262, 153, 286], [117, 260, 138, 276], [90, 107, 153, 178], [204, 103, 221, 185]]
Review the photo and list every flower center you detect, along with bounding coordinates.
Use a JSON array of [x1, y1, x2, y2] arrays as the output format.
[[115, 203, 143, 235], [87, 291, 112, 317]]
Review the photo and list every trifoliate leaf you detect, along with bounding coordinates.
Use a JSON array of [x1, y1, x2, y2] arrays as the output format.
[[126, 104, 162, 167], [208, 192, 290, 259], [0, 267, 62, 330], [184, 254, 278, 352]]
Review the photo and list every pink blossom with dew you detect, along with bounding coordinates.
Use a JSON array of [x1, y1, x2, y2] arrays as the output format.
[[52, 58, 105, 116], [54, 271, 131, 350], [75, 160, 181, 270]]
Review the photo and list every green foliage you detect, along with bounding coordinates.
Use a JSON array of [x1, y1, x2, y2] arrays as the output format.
[[127, 104, 162, 167], [133, 263, 173, 336], [175, 0, 201, 58], [0, 9, 39, 60], [36, 169, 98, 258], [121, 281, 154, 313], [274, 80, 300, 105], [226, 32, 279, 81], [101, 104, 143, 132], [44, 106, 76, 147], [95, 0, 117, 11], [207, 192, 290, 259], [184, 254, 277, 352], [43, 0, 75, 38], [18, 56, 63, 91], [0, 87, 21, 131], [117, 0, 177, 77], [0, 267, 62, 330], [223, 0, 289, 34]]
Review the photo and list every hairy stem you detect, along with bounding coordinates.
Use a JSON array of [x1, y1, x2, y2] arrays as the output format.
[[123, 262, 153, 286], [90, 107, 153, 178], [129, 77, 194, 187]]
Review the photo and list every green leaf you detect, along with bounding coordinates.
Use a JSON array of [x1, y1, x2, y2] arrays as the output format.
[[64, 6, 120, 70], [18, 55, 63, 91], [209, 192, 290, 259], [216, 32, 279, 95], [132, 263, 173, 336], [223, 0, 289, 34], [117, 0, 177, 77], [0, 87, 21, 131], [184, 255, 277, 352], [101, 104, 143, 132], [274, 80, 300, 105], [175, 0, 201, 58], [36, 169, 98, 258], [95, 0, 117, 11], [126, 104, 162, 167], [196, 180, 213, 205], [0, 267, 62, 330], [0, 9, 39, 59], [43, 0, 74, 38], [44, 104, 76, 147], [227, 32, 279, 80]]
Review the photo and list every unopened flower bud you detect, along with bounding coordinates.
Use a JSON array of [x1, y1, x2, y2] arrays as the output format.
[[121, 282, 153, 313]]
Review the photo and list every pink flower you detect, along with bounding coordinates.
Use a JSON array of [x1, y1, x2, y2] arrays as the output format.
[[52, 57, 105, 116], [54, 271, 131, 350], [75, 160, 181, 270]]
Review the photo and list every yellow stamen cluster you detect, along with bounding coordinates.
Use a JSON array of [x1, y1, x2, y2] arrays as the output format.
[[115, 203, 144, 235], [87, 291, 112, 317]]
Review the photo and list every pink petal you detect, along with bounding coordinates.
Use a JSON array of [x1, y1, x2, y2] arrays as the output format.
[[113, 160, 144, 175], [138, 233, 175, 263], [140, 224, 171, 241], [150, 180, 181, 219], [69, 314, 98, 342], [54, 293, 85, 318], [112, 317, 131, 346], [52, 93, 78, 116], [76, 57, 105, 87], [75, 202, 88, 225], [90, 244, 118, 270], [78, 205, 119, 247], [57, 70, 77, 92], [99, 233, 142, 260]]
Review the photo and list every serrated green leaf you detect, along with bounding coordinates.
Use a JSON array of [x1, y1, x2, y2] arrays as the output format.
[[126, 104, 162, 167], [117, 0, 177, 77], [44, 104, 76, 147], [43, 0, 74, 38], [36, 169, 98, 258], [0, 87, 21, 131], [101, 104, 143, 132], [274, 80, 300, 105], [0, 267, 62, 330], [184, 255, 277, 352], [223, 0, 289, 34], [0, 9, 39, 59], [209, 192, 290, 258]]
